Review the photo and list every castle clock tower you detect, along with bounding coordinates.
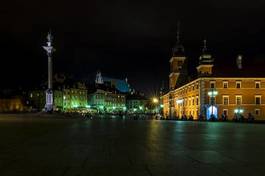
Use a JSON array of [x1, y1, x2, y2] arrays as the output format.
[[169, 23, 186, 90]]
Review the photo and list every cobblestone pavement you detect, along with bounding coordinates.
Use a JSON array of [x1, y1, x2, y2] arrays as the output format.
[[0, 114, 265, 176]]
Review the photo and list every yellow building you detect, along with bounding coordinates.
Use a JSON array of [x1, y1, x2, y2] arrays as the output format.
[[162, 37, 265, 120], [0, 98, 26, 112]]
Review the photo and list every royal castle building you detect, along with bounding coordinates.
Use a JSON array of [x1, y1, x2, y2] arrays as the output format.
[[161, 29, 265, 120]]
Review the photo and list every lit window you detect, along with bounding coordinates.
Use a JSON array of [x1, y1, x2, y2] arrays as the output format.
[[236, 96, 242, 105], [236, 81, 241, 88], [223, 81, 228, 88], [255, 82, 261, 89], [255, 96, 261, 105], [223, 96, 229, 105]]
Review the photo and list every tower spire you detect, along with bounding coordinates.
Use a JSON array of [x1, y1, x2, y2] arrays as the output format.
[[172, 21, 184, 56], [197, 39, 214, 76], [176, 21, 180, 44], [202, 39, 207, 53], [95, 70, 104, 84]]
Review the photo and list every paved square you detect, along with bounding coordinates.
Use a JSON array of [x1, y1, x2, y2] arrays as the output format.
[[0, 114, 265, 176]]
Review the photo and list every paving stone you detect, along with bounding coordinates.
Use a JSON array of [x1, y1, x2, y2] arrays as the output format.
[[0, 115, 265, 176]]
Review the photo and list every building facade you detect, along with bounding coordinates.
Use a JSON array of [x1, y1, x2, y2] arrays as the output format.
[[162, 30, 265, 120], [87, 72, 126, 113], [62, 83, 87, 111], [126, 93, 148, 113], [29, 82, 87, 111], [0, 98, 26, 112], [163, 77, 265, 120], [88, 89, 126, 112]]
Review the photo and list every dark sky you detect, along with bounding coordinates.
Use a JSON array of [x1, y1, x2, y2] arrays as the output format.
[[1, 0, 265, 95]]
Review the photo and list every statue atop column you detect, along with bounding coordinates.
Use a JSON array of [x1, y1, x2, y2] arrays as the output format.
[[43, 30, 55, 112]]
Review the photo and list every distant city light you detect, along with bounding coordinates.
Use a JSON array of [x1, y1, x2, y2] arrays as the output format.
[[153, 98, 159, 104], [139, 106, 143, 110]]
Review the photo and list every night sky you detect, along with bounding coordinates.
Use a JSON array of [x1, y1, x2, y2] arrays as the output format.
[[1, 0, 265, 95]]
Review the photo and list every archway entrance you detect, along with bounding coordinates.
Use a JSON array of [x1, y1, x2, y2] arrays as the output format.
[[206, 105, 218, 120]]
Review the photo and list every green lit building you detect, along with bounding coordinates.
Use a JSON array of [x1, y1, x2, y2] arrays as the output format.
[[88, 86, 126, 113], [62, 82, 87, 111], [126, 93, 148, 113], [29, 82, 87, 112], [87, 71, 126, 113], [29, 90, 63, 111]]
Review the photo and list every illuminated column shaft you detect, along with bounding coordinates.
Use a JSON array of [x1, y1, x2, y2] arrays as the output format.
[[48, 56, 52, 89], [43, 31, 55, 112]]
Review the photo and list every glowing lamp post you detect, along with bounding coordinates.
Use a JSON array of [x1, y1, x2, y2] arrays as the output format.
[[123, 107, 127, 112], [152, 97, 159, 114], [207, 89, 218, 119], [234, 108, 244, 114], [153, 98, 159, 104], [63, 95, 66, 111], [234, 108, 244, 121]]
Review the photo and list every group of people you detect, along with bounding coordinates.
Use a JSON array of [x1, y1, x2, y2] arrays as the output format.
[[233, 112, 255, 122], [164, 112, 255, 122]]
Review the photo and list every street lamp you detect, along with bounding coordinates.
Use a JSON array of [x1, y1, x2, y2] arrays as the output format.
[[153, 98, 159, 104], [63, 95, 66, 112], [207, 89, 218, 119], [123, 106, 127, 112], [234, 108, 244, 114], [152, 97, 159, 114]]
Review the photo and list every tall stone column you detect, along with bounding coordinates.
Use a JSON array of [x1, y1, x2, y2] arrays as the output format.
[[43, 31, 55, 112]]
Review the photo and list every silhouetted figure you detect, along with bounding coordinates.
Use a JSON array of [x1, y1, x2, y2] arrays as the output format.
[[209, 114, 216, 121], [198, 114, 203, 121], [188, 115, 194, 121], [233, 113, 239, 122], [247, 113, 255, 122], [221, 113, 227, 121], [239, 114, 245, 122]]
